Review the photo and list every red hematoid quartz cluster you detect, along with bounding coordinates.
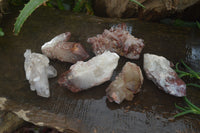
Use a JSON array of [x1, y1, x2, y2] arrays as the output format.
[[87, 23, 144, 59]]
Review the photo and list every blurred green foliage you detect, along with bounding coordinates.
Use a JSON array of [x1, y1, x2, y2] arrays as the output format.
[[174, 60, 200, 118], [9, 0, 28, 6], [46, 0, 73, 10], [129, 0, 145, 8], [73, 0, 93, 14], [46, 0, 93, 14], [0, 28, 4, 36], [174, 96, 200, 118], [161, 19, 200, 29], [13, 0, 95, 35], [197, 21, 200, 29]]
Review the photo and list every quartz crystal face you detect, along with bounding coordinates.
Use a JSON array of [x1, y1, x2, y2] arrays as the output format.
[[143, 53, 186, 97], [106, 62, 143, 104], [24, 49, 57, 98], [41, 32, 89, 63], [58, 51, 119, 92]]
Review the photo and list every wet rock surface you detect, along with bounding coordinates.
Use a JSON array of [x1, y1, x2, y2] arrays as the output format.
[[0, 6, 200, 133]]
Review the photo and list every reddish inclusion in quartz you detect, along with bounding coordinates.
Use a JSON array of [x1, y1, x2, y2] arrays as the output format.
[[87, 23, 144, 59], [41, 32, 89, 63], [143, 53, 186, 97]]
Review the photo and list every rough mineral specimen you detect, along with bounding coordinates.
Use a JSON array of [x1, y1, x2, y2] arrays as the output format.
[[143, 53, 186, 97], [24, 49, 57, 98], [58, 51, 119, 92], [87, 23, 144, 59], [41, 32, 89, 63], [106, 62, 143, 104]]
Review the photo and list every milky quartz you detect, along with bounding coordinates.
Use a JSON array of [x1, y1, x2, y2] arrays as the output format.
[[87, 23, 144, 59], [143, 53, 186, 97], [106, 62, 143, 104], [41, 32, 89, 63], [24, 49, 57, 98], [58, 51, 119, 92]]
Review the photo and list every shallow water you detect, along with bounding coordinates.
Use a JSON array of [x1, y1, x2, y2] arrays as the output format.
[[0, 6, 200, 133]]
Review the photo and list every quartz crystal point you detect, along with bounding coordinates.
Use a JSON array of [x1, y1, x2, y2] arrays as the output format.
[[41, 32, 89, 63], [24, 49, 57, 98], [58, 51, 119, 92], [87, 23, 144, 59], [106, 62, 143, 104], [143, 53, 186, 97]]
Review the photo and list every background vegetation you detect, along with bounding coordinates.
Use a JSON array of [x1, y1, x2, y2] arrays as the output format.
[[11, 0, 144, 35]]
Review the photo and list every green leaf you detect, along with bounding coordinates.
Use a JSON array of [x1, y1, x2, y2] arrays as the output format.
[[46, 1, 53, 7], [56, 0, 65, 10], [73, 0, 84, 12], [174, 96, 200, 118], [184, 96, 200, 112], [181, 60, 200, 79], [129, 0, 145, 8], [85, 0, 94, 15], [187, 83, 200, 88], [0, 28, 4, 36], [175, 63, 187, 74], [174, 110, 193, 118], [175, 104, 187, 111], [181, 60, 193, 72], [178, 73, 188, 78], [14, 0, 49, 35]]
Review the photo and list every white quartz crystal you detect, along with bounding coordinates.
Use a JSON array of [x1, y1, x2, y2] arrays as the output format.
[[58, 51, 120, 92], [24, 49, 57, 97], [143, 53, 186, 97]]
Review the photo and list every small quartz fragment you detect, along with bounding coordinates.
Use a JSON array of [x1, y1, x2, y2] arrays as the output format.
[[58, 51, 119, 92], [143, 53, 186, 97], [87, 23, 144, 59], [24, 49, 57, 98], [106, 62, 143, 104], [41, 32, 89, 63]]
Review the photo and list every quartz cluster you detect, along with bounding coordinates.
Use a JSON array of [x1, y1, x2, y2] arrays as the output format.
[[87, 23, 144, 59], [24, 49, 57, 98]]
